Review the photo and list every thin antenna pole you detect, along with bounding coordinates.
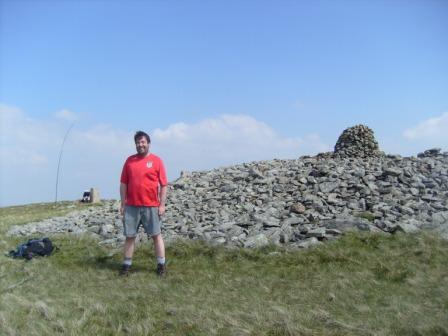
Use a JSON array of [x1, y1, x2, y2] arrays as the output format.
[[55, 122, 75, 203]]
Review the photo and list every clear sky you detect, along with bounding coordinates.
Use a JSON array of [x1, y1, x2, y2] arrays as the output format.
[[1, 0, 447, 206]]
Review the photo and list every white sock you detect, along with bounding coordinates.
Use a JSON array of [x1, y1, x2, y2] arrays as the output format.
[[157, 257, 165, 265], [123, 257, 132, 266]]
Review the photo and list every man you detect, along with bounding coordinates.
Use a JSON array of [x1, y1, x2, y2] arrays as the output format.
[[119, 130, 168, 277]]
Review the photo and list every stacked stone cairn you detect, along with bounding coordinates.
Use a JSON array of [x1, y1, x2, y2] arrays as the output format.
[[8, 127, 448, 249], [334, 124, 383, 158]]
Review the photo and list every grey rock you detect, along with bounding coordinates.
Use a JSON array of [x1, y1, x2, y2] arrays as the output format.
[[244, 234, 269, 248], [319, 181, 340, 193], [432, 211, 448, 225], [393, 221, 420, 233], [296, 237, 322, 249], [384, 168, 402, 177], [306, 227, 326, 238], [325, 228, 342, 235], [281, 217, 305, 226]]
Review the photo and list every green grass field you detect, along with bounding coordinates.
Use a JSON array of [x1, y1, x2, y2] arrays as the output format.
[[1, 202, 447, 336]]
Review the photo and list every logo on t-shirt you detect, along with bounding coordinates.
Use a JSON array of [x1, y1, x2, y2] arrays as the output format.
[[146, 161, 153, 168]]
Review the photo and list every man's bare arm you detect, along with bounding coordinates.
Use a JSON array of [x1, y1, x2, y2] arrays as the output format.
[[158, 185, 167, 216], [120, 183, 127, 215]]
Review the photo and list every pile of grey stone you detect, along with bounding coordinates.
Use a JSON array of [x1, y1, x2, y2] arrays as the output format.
[[7, 202, 126, 246], [8, 126, 448, 249], [334, 124, 383, 158], [162, 147, 447, 248]]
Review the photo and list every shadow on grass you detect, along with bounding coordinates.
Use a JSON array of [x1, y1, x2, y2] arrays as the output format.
[[49, 235, 162, 276]]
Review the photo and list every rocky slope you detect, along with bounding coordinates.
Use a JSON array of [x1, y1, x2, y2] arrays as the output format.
[[8, 148, 448, 248]]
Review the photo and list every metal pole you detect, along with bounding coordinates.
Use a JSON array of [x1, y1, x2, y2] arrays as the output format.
[[55, 122, 75, 203]]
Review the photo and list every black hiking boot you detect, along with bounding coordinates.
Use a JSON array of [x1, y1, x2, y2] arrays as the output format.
[[119, 264, 131, 276], [156, 263, 167, 277]]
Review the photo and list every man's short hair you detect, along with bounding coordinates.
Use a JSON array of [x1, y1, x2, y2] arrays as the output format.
[[134, 131, 151, 144]]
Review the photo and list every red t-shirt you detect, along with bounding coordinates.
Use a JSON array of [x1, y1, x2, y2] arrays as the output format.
[[120, 153, 168, 206]]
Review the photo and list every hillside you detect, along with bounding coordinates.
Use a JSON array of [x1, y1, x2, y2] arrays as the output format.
[[1, 202, 448, 335], [2, 125, 448, 334]]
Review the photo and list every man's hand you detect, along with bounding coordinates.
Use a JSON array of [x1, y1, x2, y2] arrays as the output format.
[[120, 203, 125, 216], [158, 204, 166, 217]]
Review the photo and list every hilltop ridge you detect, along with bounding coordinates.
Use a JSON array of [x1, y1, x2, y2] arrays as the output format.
[[8, 147, 448, 248], [7, 125, 448, 247]]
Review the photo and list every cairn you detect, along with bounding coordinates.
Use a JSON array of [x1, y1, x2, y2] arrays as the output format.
[[334, 124, 382, 158]]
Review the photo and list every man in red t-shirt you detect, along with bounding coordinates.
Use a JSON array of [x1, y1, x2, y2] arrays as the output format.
[[119, 130, 168, 276]]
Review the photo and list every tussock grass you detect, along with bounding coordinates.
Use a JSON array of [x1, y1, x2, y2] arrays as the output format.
[[1, 203, 448, 335]]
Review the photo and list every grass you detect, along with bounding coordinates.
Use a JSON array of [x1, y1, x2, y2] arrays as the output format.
[[1, 202, 448, 335], [0, 200, 103, 233], [353, 211, 376, 222]]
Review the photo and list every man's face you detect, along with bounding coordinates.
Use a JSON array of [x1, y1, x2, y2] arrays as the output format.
[[135, 136, 150, 156]]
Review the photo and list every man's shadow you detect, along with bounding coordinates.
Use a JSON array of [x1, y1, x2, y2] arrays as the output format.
[[70, 243, 156, 274]]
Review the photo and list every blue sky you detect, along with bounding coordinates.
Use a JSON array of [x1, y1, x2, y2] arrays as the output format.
[[1, 0, 447, 206]]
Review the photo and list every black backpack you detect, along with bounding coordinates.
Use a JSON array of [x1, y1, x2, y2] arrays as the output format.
[[8, 237, 56, 260]]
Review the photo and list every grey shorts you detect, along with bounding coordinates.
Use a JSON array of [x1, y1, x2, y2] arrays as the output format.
[[123, 206, 161, 237]]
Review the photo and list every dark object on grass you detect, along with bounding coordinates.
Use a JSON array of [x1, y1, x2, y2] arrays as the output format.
[[8, 237, 56, 260], [81, 190, 91, 202]]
